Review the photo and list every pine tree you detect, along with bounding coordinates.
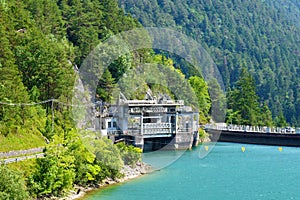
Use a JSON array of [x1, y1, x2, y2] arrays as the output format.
[[14, 27, 75, 103], [25, 0, 65, 37], [96, 69, 116, 103], [258, 102, 273, 126], [228, 68, 260, 125], [0, 13, 32, 135], [274, 111, 288, 127]]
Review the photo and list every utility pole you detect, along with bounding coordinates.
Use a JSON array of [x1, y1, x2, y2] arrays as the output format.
[[51, 98, 54, 134]]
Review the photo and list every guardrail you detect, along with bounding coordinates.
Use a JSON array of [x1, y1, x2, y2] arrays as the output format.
[[0, 147, 44, 159], [205, 124, 300, 134], [1, 153, 44, 164]]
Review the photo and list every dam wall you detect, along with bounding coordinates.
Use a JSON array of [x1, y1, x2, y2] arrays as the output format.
[[207, 128, 300, 147]]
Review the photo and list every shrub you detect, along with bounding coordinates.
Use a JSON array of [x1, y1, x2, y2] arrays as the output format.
[[116, 142, 142, 166], [0, 164, 30, 200]]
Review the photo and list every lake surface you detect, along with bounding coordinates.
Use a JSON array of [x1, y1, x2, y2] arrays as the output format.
[[86, 142, 300, 200]]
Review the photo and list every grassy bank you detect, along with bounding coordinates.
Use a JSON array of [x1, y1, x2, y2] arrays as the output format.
[[7, 159, 36, 177], [0, 133, 45, 152]]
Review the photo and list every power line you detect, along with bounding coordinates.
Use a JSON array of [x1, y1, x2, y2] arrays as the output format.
[[0, 98, 97, 134], [0, 99, 53, 106], [0, 99, 96, 107]]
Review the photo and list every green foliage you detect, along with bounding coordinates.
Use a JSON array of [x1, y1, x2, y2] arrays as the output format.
[[208, 78, 226, 123], [108, 54, 133, 81], [198, 127, 209, 142], [274, 112, 288, 127], [116, 142, 142, 166], [259, 102, 274, 127], [65, 131, 102, 186], [0, 0, 216, 199], [0, 8, 46, 137], [58, 0, 140, 65], [28, 136, 76, 197], [27, 128, 136, 198], [227, 68, 261, 125], [0, 133, 45, 152], [90, 138, 124, 176], [119, 0, 300, 125], [0, 164, 30, 200], [227, 68, 273, 126], [152, 56, 198, 107], [0, 0, 149, 199], [25, 0, 65, 36], [14, 32, 75, 102], [96, 69, 117, 103], [189, 76, 211, 123], [118, 54, 198, 107], [7, 159, 36, 178], [118, 70, 149, 100]]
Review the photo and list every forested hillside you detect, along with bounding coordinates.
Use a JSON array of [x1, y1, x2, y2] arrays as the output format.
[[0, 0, 214, 132], [118, 0, 300, 125], [0, 0, 214, 197], [267, 0, 300, 28], [0, 0, 164, 198], [1, 0, 299, 197]]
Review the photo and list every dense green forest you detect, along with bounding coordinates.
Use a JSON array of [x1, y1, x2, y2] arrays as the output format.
[[1, 0, 299, 198], [118, 0, 300, 125], [0, 0, 149, 199], [267, 0, 300, 28], [0, 0, 211, 199]]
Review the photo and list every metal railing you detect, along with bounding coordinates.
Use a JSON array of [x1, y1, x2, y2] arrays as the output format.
[[205, 124, 300, 134], [144, 129, 171, 135], [143, 123, 171, 129], [107, 129, 122, 135]]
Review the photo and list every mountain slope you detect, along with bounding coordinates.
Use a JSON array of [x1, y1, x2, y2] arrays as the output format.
[[119, 0, 300, 125]]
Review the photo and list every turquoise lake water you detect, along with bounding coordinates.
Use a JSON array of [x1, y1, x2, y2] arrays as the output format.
[[86, 142, 300, 200]]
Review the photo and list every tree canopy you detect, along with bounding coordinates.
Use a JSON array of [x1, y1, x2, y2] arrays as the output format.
[[227, 68, 273, 126], [119, 0, 300, 125]]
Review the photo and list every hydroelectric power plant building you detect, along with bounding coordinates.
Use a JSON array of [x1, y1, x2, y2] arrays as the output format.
[[96, 95, 199, 151]]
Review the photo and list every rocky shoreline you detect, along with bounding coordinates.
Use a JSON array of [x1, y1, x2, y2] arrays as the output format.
[[61, 162, 153, 200]]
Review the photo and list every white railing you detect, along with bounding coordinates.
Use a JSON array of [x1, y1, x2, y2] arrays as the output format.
[[143, 123, 172, 135], [205, 124, 300, 134], [143, 123, 171, 129], [144, 129, 171, 135]]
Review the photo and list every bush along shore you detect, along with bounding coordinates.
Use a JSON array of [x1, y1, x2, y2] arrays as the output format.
[[1, 129, 150, 200], [1, 129, 210, 200], [63, 162, 153, 200], [65, 129, 209, 200], [199, 128, 211, 143]]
